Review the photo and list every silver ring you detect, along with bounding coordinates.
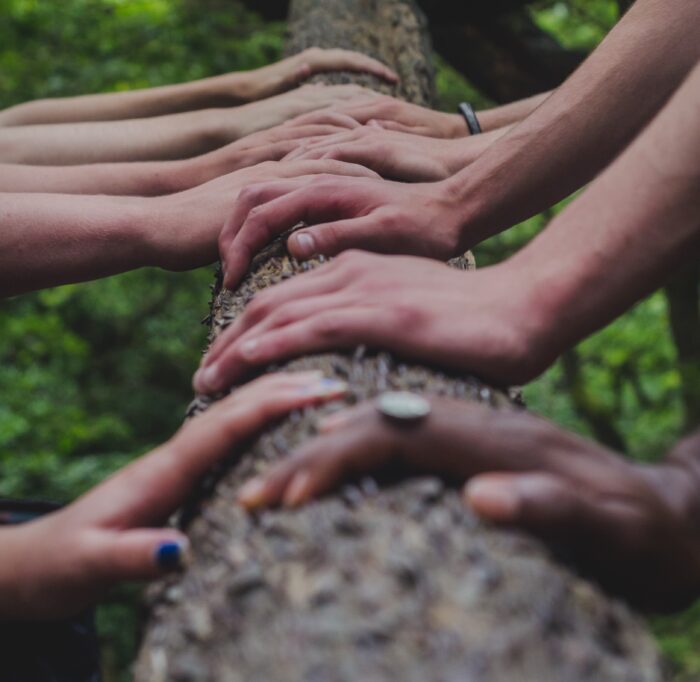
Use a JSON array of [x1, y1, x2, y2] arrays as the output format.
[[375, 391, 431, 423]]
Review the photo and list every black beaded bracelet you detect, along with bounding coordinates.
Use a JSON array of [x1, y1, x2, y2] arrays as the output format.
[[458, 102, 482, 135]]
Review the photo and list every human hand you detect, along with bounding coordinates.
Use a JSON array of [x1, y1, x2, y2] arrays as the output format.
[[286, 94, 465, 138], [0, 371, 347, 620], [238, 397, 700, 612], [195, 253, 550, 394], [147, 158, 380, 272], [285, 126, 461, 181], [218, 172, 466, 289], [195, 115, 361, 181], [236, 84, 380, 137], [240, 48, 398, 101], [285, 124, 509, 181]]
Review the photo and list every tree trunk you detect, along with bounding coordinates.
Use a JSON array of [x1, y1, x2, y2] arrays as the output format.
[[134, 2, 661, 680]]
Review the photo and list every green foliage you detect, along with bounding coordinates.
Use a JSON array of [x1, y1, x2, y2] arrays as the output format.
[[0, 0, 696, 679], [529, 0, 619, 50]]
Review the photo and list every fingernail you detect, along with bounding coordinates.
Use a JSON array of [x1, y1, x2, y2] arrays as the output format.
[[318, 410, 350, 432], [293, 370, 325, 381], [302, 378, 348, 396], [284, 471, 312, 507], [293, 232, 316, 258], [240, 338, 259, 360], [155, 539, 190, 571], [238, 477, 268, 508], [464, 478, 519, 521], [194, 365, 220, 393]]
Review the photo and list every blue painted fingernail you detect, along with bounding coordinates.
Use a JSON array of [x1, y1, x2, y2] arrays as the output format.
[[302, 378, 348, 395], [156, 541, 187, 571]]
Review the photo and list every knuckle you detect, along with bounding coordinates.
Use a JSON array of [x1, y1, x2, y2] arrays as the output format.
[[265, 305, 297, 329], [336, 250, 371, 276], [313, 313, 347, 341], [246, 292, 274, 319], [391, 302, 424, 329], [325, 147, 345, 161], [238, 185, 263, 207], [246, 204, 266, 221]]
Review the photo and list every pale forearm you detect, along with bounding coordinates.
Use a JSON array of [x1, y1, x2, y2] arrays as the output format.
[[0, 108, 231, 165], [0, 159, 207, 195], [477, 91, 552, 132], [0, 86, 366, 165], [449, 0, 700, 246], [513, 63, 700, 362], [0, 527, 29, 619], [444, 125, 514, 174], [0, 192, 154, 296], [0, 72, 250, 127]]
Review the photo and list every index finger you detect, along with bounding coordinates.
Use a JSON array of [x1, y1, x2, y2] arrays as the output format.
[[303, 48, 399, 83], [80, 371, 349, 527]]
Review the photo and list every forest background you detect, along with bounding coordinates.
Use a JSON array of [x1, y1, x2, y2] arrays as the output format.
[[0, 0, 698, 680]]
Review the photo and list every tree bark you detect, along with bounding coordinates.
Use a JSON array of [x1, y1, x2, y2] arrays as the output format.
[[134, 2, 661, 680]]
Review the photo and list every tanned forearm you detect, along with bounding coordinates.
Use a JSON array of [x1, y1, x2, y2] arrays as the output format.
[[447, 0, 700, 246], [512, 61, 700, 368], [477, 91, 551, 132], [0, 109, 227, 165], [0, 85, 374, 165], [0, 160, 200, 196], [0, 193, 153, 296]]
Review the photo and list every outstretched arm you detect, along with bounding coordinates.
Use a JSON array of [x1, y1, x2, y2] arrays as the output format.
[[447, 0, 700, 244], [284, 124, 513, 181], [0, 158, 377, 298], [238, 398, 700, 613], [200, 61, 700, 394], [0, 372, 347, 620], [0, 84, 376, 165], [0, 119, 356, 195], [285, 89, 549, 139], [0, 48, 396, 126], [216, 0, 700, 276]]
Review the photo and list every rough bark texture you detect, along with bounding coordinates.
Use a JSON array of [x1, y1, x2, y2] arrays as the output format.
[[134, 2, 662, 680]]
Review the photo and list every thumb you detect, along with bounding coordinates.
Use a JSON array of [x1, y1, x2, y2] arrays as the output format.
[[89, 529, 190, 584], [463, 472, 614, 541], [288, 216, 391, 259]]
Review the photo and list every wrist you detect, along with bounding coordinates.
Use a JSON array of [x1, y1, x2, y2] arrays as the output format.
[[444, 112, 469, 139], [440, 138, 479, 177], [129, 195, 175, 269], [171, 155, 218, 192], [0, 525, 35, 620], [217, 71, 259, 104], [477, 258, 563, 383], [143, 191, 218, 271], [438, 170, 497, 253], [663, 432, 700, 526]]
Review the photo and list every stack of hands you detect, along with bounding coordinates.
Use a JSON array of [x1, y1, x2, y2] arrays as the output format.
[[1, 0, 700, 625]]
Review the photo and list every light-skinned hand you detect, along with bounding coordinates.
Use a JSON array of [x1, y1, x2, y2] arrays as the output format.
[[0, 371, 347, 620], [195, 252, 550, 395]]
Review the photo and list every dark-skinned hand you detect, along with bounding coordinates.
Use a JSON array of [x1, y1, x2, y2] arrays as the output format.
[[238, 396, 700, 612]]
